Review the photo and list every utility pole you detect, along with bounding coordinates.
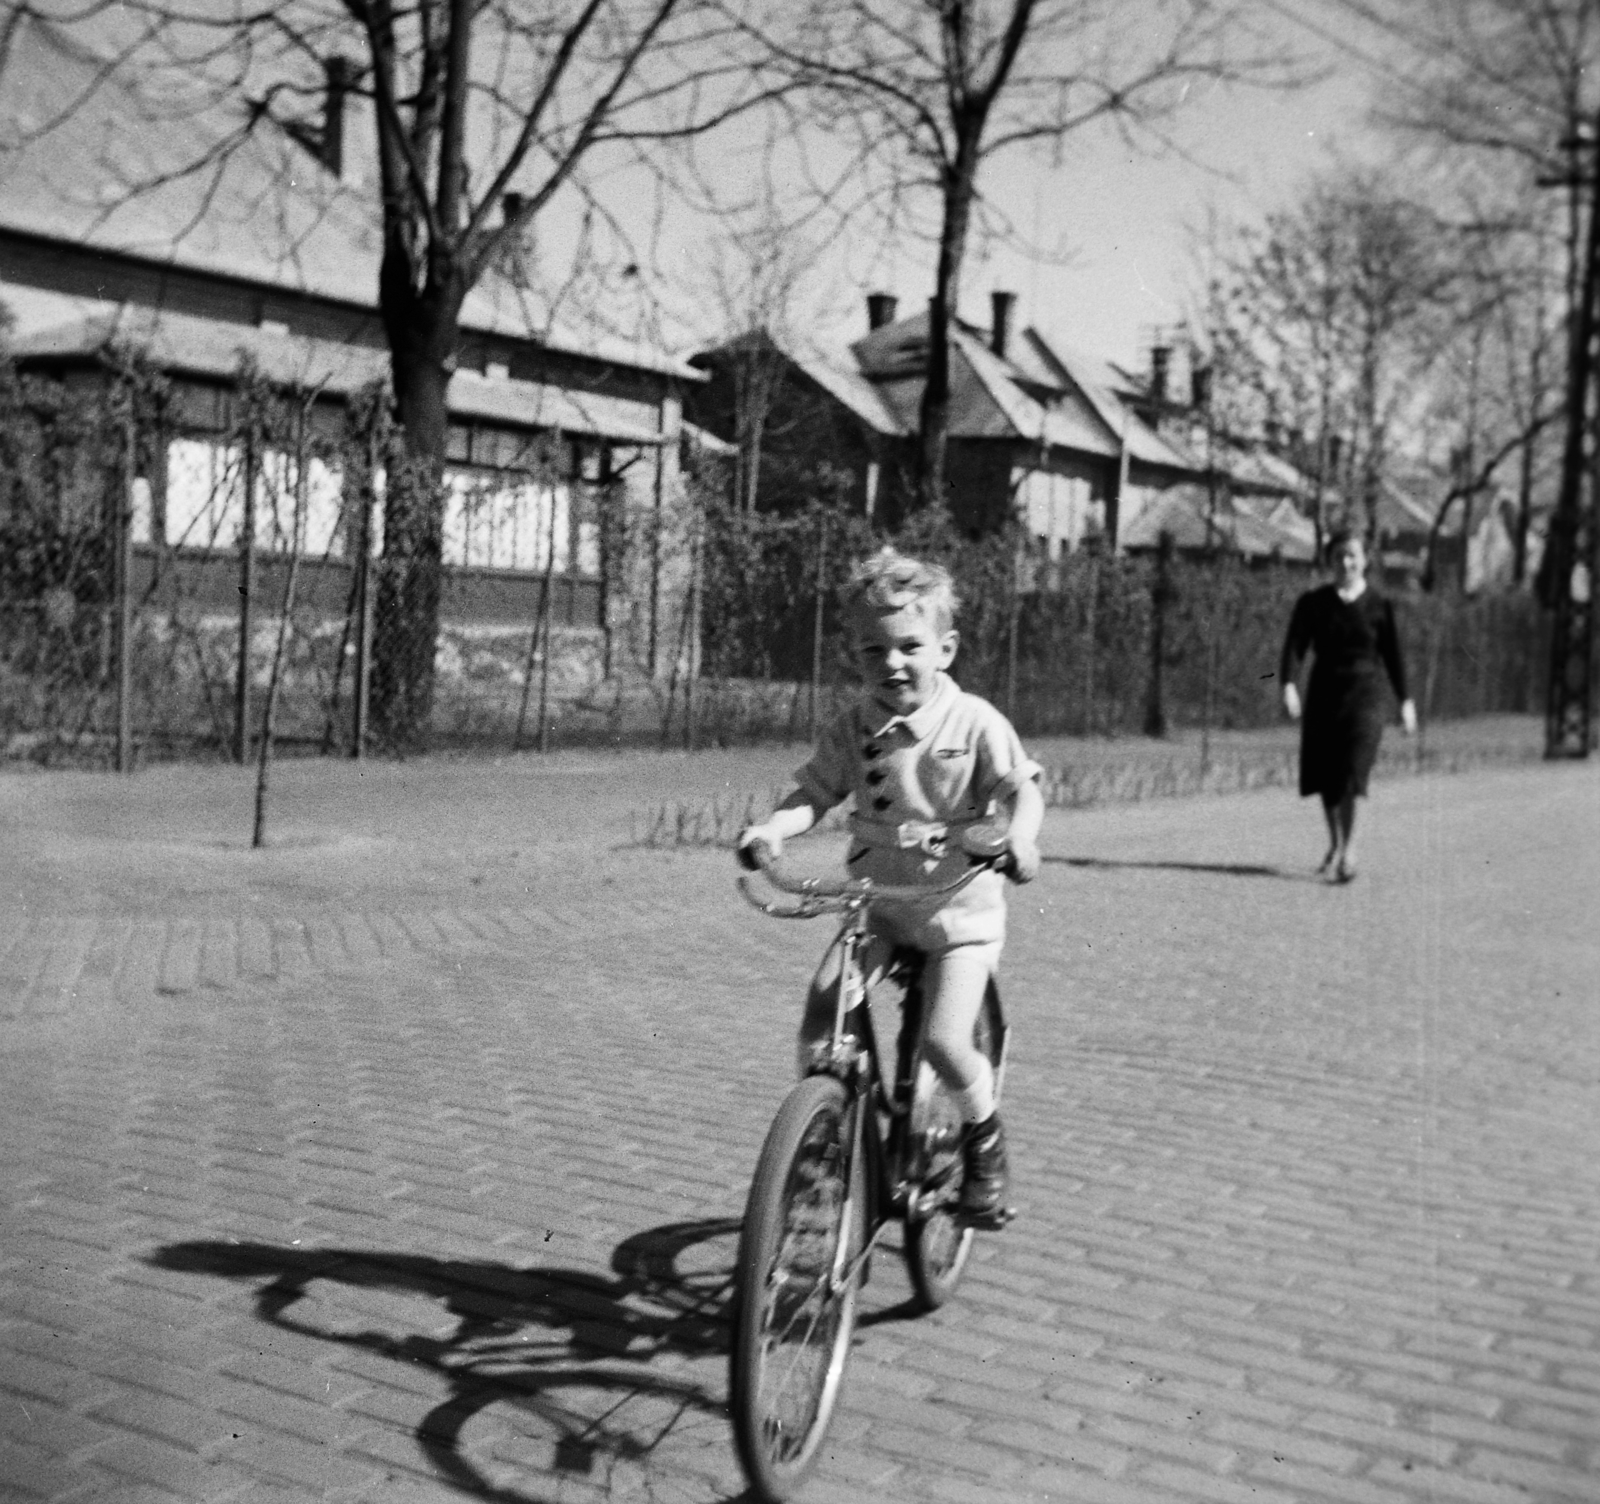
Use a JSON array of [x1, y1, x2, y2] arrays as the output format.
[[1538, 113, 1600, 758]]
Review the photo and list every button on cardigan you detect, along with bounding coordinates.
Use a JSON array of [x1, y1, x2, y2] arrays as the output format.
[[794, 673, 1041, 949]]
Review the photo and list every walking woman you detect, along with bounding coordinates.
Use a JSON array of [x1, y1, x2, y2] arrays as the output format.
[[1280, 528, 1416, 882]]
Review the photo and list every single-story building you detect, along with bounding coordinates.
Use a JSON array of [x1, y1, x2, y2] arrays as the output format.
[[0, 10, 710, 708]]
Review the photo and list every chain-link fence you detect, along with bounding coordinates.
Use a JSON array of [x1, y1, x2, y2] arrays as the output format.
[[0, 345, 1559, 766], [676, 507, 1552, 750], [0, 350, 664, 766]]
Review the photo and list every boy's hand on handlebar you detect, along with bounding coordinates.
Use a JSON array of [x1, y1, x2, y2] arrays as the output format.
[[960, 822, 1038, 883], [736, 824, 781, 872], [1004, 833, 1040, 885]]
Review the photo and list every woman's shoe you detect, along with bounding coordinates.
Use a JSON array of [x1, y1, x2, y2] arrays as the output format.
[[1334, 857, 1357, 884]]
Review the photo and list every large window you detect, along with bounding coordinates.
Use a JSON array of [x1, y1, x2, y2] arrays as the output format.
[[164, 438, 351, 557], [1016, 468, 1099, 558], [441, 470, 599, 575], [440, 434, 607, 576], [162, 431, 605, 575]]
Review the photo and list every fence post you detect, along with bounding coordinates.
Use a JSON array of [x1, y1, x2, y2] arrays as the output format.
[[1423, 602, 1444, 729], [684, 507, 703, 751], [351, 428, 377, 761], [1199, 565, 1219, 778], [1006, 540, 1021, 725], [1081, 556, 1098, 736], [254, 401, 310, 848], [512, 571, 545, 753], [648, 442, 664, 676], [116, 397, 136, 773], [536, 485, 560, 753], [809, 509, 827, 745], [1143, 532, 1172, 737], [234, 432, 258, 763]]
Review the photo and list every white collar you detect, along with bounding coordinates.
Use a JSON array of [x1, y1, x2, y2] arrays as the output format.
[[862, 671, 957, 742]]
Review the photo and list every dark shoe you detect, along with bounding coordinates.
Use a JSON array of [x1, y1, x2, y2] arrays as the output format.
[[959, 1114, 1009, 1224]]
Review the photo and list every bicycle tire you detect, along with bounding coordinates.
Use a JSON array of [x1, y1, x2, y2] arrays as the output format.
[[729, 1074, 866, 1502], [904, 980, 1004, 1310]]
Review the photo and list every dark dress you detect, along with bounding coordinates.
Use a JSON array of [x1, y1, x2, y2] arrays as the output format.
[[1280, 584, 1408, 801]]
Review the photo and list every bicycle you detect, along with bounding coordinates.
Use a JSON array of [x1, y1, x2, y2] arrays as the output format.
[[727, 827, 1013, 1503]]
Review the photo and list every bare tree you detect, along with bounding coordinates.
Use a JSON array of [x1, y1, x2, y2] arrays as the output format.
[[1423, 205, 1563, 587], [1313, 0, 1599, 592], [1194, 169, 1457, 547], [700, 211, 817, 513], [15, 0, 778, 740], [731, 0, 1300, 510]]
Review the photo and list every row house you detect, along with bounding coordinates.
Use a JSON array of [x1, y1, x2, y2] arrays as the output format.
[[689, 294, 1318, 568]]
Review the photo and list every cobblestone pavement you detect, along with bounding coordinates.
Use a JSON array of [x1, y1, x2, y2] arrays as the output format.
[[1, 749, 1597, 1503]]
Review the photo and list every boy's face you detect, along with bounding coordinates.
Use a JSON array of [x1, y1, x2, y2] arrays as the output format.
[[852, 601, 957, 717]]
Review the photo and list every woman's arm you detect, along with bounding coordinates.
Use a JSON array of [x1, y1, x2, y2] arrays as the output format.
[[1280, 593, 1312, 719], [1376, 599, 1417, 733]]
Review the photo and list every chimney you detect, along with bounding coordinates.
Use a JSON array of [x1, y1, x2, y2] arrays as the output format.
[[321, 56, 353, 177], [866, 292, 898, 331], [990, 291, 1016, 359], [1149, 344, 1171, 407], [1190, 364, 1212, 410]]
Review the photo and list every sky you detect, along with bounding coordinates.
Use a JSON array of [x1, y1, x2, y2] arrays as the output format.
[[724, 0, 1389, 374], [1, 0, 1390, 378]]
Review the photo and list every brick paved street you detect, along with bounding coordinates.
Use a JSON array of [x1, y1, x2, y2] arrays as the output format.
[[1, 744, 1597, 1503]]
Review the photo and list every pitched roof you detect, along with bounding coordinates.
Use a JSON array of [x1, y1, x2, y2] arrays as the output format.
[[691, 329, 908, 435], [786, 344, 907, 436], [0, 12, 697, 380], [952, 327, 1119, 456], [848, 309, 1124, 458], [14, 308, 388, 392], [1018, 329, 1198, 473], [12, 308, 671, 443], [1120, 487, 1316, 562]]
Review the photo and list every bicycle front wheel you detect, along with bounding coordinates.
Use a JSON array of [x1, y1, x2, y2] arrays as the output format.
[[730, 1074, 865, 1503]]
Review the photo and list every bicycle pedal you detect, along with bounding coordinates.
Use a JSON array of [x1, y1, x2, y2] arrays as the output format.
[[957, 1204, 1017, 1232]]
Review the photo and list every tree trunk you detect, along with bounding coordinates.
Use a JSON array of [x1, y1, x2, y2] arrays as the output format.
[[920, 286, 953, 512], [370, 247, 464, 750], [1513, 428, 1535, 585], [1513, 334, 1544, 586], [918, 136, 980, 514]]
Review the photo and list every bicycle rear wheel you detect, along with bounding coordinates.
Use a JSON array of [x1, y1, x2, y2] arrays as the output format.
[[730, 1074, 865, 1503], [904, 979, 1005, 1310]]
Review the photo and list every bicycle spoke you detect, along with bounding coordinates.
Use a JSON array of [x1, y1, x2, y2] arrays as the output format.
[[732, 1075, 865, 1497], [757, 1231, 845, 1445]]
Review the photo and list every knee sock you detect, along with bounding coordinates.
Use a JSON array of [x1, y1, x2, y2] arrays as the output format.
[[953, 1061, 996, 1125]]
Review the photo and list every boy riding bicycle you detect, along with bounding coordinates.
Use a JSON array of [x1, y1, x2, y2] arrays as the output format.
[[738, 547, 1044, 1224]]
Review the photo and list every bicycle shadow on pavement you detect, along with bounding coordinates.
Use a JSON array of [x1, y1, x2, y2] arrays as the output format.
[[149, 1217, 762, 1503], [1046, 854, 1314, 882]]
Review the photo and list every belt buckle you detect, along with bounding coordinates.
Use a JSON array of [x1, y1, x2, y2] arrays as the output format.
[[899, 822, 948, 858]]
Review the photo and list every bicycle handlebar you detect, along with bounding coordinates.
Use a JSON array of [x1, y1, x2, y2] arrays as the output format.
[[736, 823, 1015, 919]]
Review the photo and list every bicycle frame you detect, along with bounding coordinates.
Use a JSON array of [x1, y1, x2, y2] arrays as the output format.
[[729, 839, 1014, 1501], [736, 853, 1000, 1285]]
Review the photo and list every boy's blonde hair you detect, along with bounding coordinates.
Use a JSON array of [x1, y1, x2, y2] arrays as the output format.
[[844, 547, 960, 634]]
